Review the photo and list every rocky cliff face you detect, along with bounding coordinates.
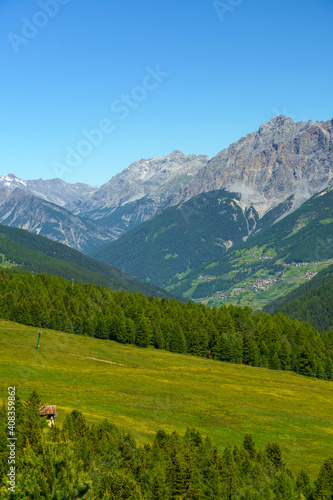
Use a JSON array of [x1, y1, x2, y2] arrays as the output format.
[[0, 174, 96, 206], [186, 115, 333, 217], [68, 151, 210, 219], [0, 188, 119, 253], [68, 116, 333, 233]]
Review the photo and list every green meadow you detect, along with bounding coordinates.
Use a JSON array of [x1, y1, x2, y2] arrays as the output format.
[[0, 254, 17, 269], [1, 319, 332, 479]]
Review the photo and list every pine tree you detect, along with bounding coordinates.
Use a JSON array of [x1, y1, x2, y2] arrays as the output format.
[[109, 314, 128, 343], [272, 472, 296, 500], [126, 317, 136, 344], [296, 469, 312, 499], [152, 328, 165, 349], [315, 457, 333, 499], [243, 434, 256, 459], [135, 316, 151, 348], [62, 410, 88, 441], [152, 475, 163, 500], [325, 358, 333, 380], [270, 350, 281, 370], [280, 341, 291, 370], [265, 442, 284, 470], [15, 436, 92, 499], [95, 313, 108, 339], [169, 325, 186, 354], [24, 390, 47, 452], [166, 450, 187, 500], [298, 346, 317, 377], [214, 332, 232, 362], [94, 471, 144, 499]]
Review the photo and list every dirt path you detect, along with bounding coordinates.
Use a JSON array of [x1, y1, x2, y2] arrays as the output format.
[[70, 353, 125, 366]]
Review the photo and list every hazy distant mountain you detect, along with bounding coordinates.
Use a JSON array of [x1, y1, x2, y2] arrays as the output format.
[[0, 174, 96, 206], [0, 188, 120, 253]]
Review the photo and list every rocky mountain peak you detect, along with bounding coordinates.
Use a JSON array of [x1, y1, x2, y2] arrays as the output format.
[[66, 115, 333, 235], [258, 115, 295, 137], [187, 116, 333, 217], [68, 151, 211, 217], [169, 149, 186, 158]]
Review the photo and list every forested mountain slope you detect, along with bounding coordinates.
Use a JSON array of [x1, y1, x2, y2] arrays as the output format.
[[90, 189, 260, 285], [264, 264, 333, 332], [90, 188, 333, 310], [172, 189, 333, 306], [1, 268, 332, 379], [0, 224, 180, 299]]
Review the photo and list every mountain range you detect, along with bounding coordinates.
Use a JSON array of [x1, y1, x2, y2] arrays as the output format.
[[1, 115, 332, 309], [0, 173, 95, 206], [67, 150, 211, 233], [0, 188, 119, 254], [71, 114, 333, 228]]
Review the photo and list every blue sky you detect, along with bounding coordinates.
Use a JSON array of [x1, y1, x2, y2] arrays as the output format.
[[1, 0, 332, 187]]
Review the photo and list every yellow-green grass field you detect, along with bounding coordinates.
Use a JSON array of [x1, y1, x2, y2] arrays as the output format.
[[1, 319, 333, 479]]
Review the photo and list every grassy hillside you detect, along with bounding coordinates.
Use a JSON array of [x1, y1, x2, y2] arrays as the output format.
[[263, 264, 333, 332], [0, 224, 181, 300], [1, 319, 332, 479], [2, 268, 332, 380]]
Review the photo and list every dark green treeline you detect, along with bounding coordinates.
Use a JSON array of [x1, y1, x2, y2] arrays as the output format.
[[1, 269, 333, 379], [1, 391, 333, 499]]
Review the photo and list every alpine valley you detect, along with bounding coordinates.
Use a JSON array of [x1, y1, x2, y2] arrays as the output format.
[[1, 115, 333, 310], [1, 116, 333, 500]]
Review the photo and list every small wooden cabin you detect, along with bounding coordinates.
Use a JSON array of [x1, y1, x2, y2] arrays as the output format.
[[39, 406, 58, 426]]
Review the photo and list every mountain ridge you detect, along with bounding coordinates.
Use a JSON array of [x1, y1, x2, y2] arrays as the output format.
[[68, 115, 333, 229], [0, 188, 120, 254], [0, 173, 96, 206]]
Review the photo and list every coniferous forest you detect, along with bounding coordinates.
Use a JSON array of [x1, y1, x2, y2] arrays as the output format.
[[0, 269, 333, 380], [1, 390, 333, 499]]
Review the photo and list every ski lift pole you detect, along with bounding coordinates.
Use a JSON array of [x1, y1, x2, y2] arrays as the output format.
[[36, 330, 42, 350]]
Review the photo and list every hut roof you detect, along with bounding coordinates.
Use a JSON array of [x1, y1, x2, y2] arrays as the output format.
[[39, 405, 56, 416]]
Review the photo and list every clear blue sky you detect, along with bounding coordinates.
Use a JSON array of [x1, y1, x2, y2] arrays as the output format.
[[1, 0, 332, 187]]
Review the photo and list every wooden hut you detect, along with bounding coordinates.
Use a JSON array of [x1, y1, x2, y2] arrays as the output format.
[[39, 406, 58, 426]]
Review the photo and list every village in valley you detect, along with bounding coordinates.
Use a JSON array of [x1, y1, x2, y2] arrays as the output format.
[[194, 247, 333, 308]]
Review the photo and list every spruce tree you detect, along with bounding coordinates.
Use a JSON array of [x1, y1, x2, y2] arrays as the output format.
[[265, 442, 284, 470], [169, 325, 186, 354], [243, 434, 256, 460], [24, 390, 47, 452], [135, 316, 151, 348], [315, 457, 333, 499]]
